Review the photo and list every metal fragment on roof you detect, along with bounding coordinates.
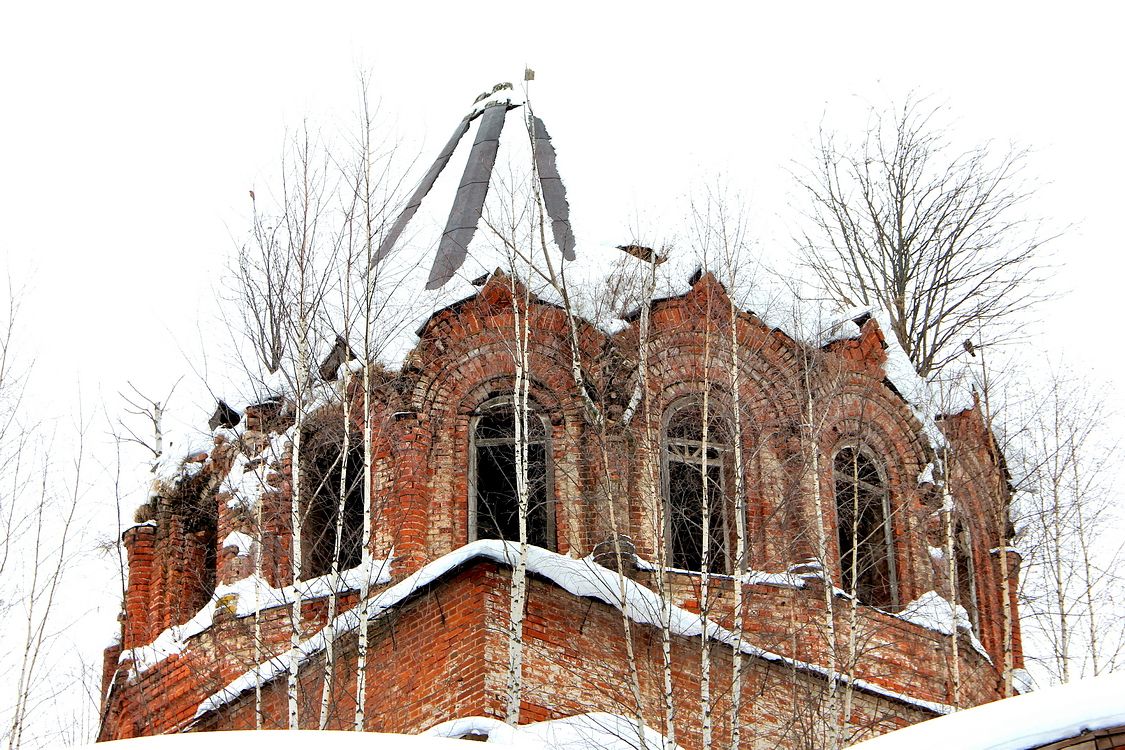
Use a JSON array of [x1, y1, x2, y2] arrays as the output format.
[[317, 335, 356, 382], [532, 117, 575, 260], [616, 244, 665, 264], [371, 117, 473, 266], [426, 103, 509, 290], [208, 400, 240, 431]]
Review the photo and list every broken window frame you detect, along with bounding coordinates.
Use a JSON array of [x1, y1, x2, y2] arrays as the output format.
[[467, 396, 556, 551], [833, 444, 899, 609], [662, 399, 732, 574]]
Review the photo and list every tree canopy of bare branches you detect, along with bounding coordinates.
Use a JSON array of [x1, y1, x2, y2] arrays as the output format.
[[798, 96, 1049, 378]]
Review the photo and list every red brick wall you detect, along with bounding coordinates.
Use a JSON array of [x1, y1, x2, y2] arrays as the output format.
[[101, 272, 1017, 745], [172, 561, 946, 748]]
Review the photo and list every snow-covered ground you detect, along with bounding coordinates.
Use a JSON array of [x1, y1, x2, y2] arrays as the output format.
[[90, 712, 674, 750], [846, 671, 1125, 750]]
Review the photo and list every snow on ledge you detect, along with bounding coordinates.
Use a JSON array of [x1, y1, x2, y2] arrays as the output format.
[[221, 531, 254, 558], [635, 554, 807, 589], [845, 671, 1125, 750], [90, 730, 495, 750], [895, 591, 990, 662], [424, 712, 677, 750], [90, 714, 679, 749], [192, 541, 952, 723], [120, 556, 392, 676]]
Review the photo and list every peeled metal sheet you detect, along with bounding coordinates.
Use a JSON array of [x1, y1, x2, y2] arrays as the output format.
[[371, 117, 472, 266], [532, 116, 575, 261], [426, 103, 508, 290]]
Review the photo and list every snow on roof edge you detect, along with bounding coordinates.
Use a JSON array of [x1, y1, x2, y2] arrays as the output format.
[[190, 541, 952, 725], [845, 671, 1125, 750]]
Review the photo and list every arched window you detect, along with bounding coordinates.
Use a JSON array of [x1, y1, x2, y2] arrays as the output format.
[[834, 446, 897, 608], [302, 436, 365, 580], [470, 398, 554, 550], [664, 401, 729, 573], [954, 520, 980, 634]]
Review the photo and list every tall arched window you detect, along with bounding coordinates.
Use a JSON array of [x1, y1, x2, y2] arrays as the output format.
[[954, 520, 980, 634], [834, 446, 897, 608], [470, 397, 554, 550], [664, 401, 729, 573]]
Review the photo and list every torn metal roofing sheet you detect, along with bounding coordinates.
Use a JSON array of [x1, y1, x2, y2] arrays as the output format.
[[426, 103, 509, 290], [372, 117, 473, 266], [532, 116, 576, 260], [372, 86, 578, 292]]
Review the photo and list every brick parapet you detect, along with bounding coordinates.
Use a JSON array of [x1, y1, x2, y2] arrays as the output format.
[[117, 559, 951, 746]]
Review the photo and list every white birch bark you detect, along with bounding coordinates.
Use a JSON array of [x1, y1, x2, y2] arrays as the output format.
[[319, 368, 352, 728], [942, 475, 962, 707], [802, 353, 840, 750], [727, 294, 747, 750], [842, 451, 861, 726], [353, 85, 381, 731], [979, 347, 1014, 697], [504, 273, 532, 725], [699, 326, 714, 750], [288, 321, 309, 729]]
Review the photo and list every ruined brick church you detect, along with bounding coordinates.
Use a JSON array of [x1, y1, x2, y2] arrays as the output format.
[[98, 265, 1021, 747], [97, 90, 1021, 748]]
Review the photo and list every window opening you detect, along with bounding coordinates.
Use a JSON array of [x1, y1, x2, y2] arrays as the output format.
[[471, 399, 554, 550], [954, 520, 980, 634], [302, 438, 364, 579], [664, 402, 729, 572], [834, 446, 897, 608]]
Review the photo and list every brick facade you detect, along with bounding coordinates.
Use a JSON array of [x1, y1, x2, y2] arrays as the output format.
[[99, 272, 1019, 747]]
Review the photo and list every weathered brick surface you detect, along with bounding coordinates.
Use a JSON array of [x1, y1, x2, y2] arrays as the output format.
[[100, 273, 1016, 746]]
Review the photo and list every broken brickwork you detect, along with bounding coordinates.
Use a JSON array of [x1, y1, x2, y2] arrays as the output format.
[[99, 272, 1019, 746]]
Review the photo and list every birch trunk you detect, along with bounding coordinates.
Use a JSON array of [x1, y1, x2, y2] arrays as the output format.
[[504, 274, 532, 725], [980, 347, 1014, 697], [699, 326, 714, 750], [942, 472, 962, 708], [288, 322, 309, 729], [728, 292, 746, 750], [353, 85, 381, 731], [803, 353, 839, 750], [319, 372, 352, 728]]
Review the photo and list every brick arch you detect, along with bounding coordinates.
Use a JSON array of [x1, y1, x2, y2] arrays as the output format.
[[640, 318, 809, 551], [634, 358, 805, 573], [639, 321, 803, 432], [937, 412, 1011, 664], [457, 374, 569, 424], [410, 329, 589, 557], [819, 382, 934, 489], [816, 382, 939, 606], [408, 305, 597, 422]]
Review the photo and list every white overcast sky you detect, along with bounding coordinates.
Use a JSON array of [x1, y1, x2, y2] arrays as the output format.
[[1, 0, 1123, 723], [3, 1, 1124, 421]]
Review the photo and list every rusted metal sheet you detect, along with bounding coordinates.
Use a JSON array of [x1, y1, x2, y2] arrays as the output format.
[[372, 117, 472, 266], [533, 116, 575, 260], [426, 103, 509, 290]]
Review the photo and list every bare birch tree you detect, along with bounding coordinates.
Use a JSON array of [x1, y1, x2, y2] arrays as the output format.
[[1015, 371, 1124, 683], [0, 283, 89, 750], [798, 95, 1048, 378]]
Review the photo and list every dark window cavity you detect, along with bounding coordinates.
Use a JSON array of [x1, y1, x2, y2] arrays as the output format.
[[302, 437, 364, 580], [955, 520, 980, 634], [664, 402, 729, 573], [834, 446, 898, 608], [471, 398, 554, 550]]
